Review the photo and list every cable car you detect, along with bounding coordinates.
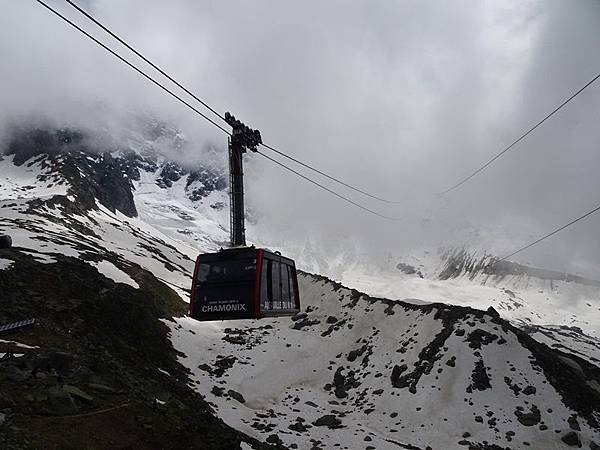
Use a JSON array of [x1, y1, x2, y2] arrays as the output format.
[[189, 247, 300, 321], [188, 112, 301, 321]]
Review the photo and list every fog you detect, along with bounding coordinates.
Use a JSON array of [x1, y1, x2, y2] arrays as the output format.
[[2, 0, 600, 277]]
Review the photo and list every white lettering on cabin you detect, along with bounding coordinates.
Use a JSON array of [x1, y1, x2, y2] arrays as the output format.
[[202, 304, 247, 313]]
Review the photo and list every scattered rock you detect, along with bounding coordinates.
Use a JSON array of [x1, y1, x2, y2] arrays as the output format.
[[470, 360, 491, 391], [293, 318, 320, 330], [211, 386, 225, 397], [227, 390, 245, 404], [0, 235, 12, 249], [289, 422, 309, 432], [332, 367, 359, 398], [561, 431, 581, 447], [291, 312, 308, 322], [568, 415, 581, 431], [515, 405, 541, 427], [312, 415, 342, 429], [326, 316, 338, 324], [466, 329, 498, 350], [522, 385, 536, 396], [390, 364, 408, 387], [347, 344, 369, 362], [266, 434, 283, 445]]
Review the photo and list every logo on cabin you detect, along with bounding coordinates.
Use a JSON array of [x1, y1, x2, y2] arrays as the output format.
[[202, 303, 247, 313]]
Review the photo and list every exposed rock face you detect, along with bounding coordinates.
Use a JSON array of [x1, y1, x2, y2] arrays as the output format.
[[439, 247, 600, 288], [2, 125, 227, 219], [186, 168, 227, 201]]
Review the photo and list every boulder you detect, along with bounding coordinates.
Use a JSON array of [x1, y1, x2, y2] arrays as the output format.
[[0, 235, 12, 249], [312, 414, 342, 429], [560, 431, 580, 447], [227, 389, 245, 404]]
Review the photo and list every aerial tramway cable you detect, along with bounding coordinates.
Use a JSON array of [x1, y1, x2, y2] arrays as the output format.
[[500, 203, 600, 261], [35, 0, 402, 220], [439, 71, 600, 195], [33, 0, 600, 253], [34, 0, 231, 135], [60, 0, 404, 206], [257, 152, 403, 220]]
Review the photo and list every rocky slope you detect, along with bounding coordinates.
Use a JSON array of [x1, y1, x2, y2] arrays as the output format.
[[170, 273, 600, 450], [0, 249, 274, 449]]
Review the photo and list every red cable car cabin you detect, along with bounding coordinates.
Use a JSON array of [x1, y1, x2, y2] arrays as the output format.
[[189, 247, 300, 321]]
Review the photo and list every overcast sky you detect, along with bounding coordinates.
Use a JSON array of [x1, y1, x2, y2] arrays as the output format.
[[2, 0, 600, 277]]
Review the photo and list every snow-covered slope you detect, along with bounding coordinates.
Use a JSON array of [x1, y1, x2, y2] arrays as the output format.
[[333, 251, 600, 339], [170, 273, 600, 449], [0, 125, 227, 300], [1, 123, 600, 449]]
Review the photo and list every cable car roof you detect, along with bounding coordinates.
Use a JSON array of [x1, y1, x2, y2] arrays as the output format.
[[198, 247, 296, 266]]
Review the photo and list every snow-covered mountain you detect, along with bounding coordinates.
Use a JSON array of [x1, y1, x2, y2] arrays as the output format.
[[1, 124, 599, 449]]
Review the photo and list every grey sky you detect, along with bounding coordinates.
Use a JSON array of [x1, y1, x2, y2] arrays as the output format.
[[2, 0, 600, 277]]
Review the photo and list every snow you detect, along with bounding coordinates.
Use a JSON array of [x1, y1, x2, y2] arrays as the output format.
[[0, 154, 67, 201], [170, 273, 600, 450], [310, 251, 600, 338], [90, 260, 139, 289], [0, 258, 13, 270], [157, 368, 171, 377], [0, 339, 39, 349], [132, 168, 230, 256]]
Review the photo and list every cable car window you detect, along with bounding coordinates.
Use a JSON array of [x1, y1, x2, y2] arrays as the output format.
[[281, 263, 291, 309], [271, 260, 282, 308], [261, 259, 271, 310], [197, 259, 256, 283]]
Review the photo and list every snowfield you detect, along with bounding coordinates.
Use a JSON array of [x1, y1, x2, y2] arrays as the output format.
[[170, 274, 600, 449]]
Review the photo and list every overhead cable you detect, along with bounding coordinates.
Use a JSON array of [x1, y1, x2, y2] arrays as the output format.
[[260, 143, 403, 204], [257, 151, 404, 221], [36, 0, 403, 218], [63, 0, 226, 124], [61, 0, 404, 205], [501, 203, 600, 261], [34, 0, 231, 135], [440, 71, 600, 195]]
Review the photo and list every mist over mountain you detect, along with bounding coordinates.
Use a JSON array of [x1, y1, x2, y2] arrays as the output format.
[[2, 0, 600, 277]]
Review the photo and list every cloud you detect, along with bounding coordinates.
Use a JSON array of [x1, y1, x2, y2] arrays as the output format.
[[2, 0, 600, 277]]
